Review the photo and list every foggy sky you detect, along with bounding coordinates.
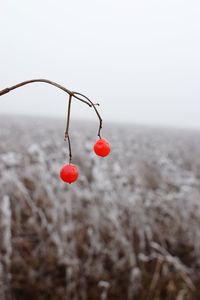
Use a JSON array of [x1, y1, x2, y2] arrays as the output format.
[[0, 0, 200, 129]]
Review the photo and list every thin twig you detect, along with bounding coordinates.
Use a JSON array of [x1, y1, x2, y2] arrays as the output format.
[[64, 95, 72, 162], [67, 136, 72, 163], [72, 92, 103, 138], [64, 94, 72, 140]]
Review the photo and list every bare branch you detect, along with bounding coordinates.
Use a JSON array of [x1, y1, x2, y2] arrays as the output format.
[[0, 79, 91, 107]]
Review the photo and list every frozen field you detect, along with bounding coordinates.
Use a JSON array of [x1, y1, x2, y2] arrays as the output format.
[[0, 115, 200, 300]]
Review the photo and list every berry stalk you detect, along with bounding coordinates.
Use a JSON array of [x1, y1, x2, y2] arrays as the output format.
[[0, 79, 110, 184], [64, 94, 72, 163]]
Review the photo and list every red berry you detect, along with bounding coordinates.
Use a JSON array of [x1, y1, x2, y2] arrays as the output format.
[[60, 163, 79, 184], [94, 138, 111, 157]]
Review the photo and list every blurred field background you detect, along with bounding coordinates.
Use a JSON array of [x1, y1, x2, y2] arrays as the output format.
[[0, 115, 200, 300], [1, 0, 200, 299]]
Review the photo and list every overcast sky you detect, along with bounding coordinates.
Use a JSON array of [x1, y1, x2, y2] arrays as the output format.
[[0, 0, 200, 129]]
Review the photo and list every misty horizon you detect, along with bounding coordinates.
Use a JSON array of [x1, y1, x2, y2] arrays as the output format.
[[1, 0, 200, 129]]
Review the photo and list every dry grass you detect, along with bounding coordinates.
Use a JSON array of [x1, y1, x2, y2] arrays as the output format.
[[0, 115, 200, 300]]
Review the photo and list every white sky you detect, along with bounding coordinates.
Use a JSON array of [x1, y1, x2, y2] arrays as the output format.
[[0, 0, 200, 129]]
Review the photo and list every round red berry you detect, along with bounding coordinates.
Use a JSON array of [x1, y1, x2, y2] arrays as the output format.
[[94, 138, 111, 157], [60, 163, 79, 184]]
